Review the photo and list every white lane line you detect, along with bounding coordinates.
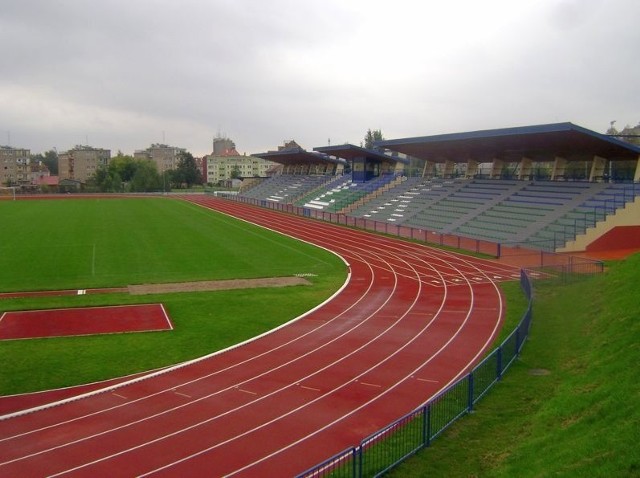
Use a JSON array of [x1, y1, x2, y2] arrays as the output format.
[[237, 388, 257, 396], [298, 385, 321, 392], [173, 391, 191, 399], [358, 381, 382, 388]]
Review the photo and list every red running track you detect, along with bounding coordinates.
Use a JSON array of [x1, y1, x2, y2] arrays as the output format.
[[0, 196, 522, 477]]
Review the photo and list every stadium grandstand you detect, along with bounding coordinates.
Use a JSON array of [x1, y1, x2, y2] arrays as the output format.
[[229, 123, 640, 254]]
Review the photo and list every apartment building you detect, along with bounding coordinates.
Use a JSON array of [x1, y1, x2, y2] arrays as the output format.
[[134, 144, 186, 174], [204, 137, 274, 185], [58, 146, 111, 182], [0, 146, 31, 186]]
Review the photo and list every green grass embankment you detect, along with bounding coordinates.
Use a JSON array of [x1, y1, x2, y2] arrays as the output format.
[[390, 254, 639, 477]]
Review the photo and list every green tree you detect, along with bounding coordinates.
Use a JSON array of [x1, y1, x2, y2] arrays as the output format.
[[43, 150, 58, 175], [90, 157, 162, 192], [230, 165, 241, 179], [130, 160, 162, 192], [93, 169, 123, 192], [30, 149, 59, 175], [174, 151, 202, 188], [363, 128, 384, 149], [90, 167, 110, 192], [618, 122, 640, 147], [606, 121, 639, 180], [109, 155, 137, 182]]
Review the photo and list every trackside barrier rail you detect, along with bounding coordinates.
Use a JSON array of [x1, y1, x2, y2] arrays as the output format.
[[224, 194, 501, 257], [219, 194, 605, 274], [296, 269, 536, 478], [497, 243, 604, 276]]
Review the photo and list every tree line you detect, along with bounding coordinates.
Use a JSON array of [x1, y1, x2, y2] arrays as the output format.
[[89, 151, 203, 192], [27, 149, 203, 192]]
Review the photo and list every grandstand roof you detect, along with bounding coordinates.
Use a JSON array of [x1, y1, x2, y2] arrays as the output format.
[[253, 147, 345, 165], [376, 122, 640, 163], [313, 144, 409, 164]]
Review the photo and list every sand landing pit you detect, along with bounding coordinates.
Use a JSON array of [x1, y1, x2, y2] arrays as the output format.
[[128, 276, 311, 295]]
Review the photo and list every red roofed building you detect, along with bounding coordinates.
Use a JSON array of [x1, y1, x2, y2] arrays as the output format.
[[33, 176, 59, 187]]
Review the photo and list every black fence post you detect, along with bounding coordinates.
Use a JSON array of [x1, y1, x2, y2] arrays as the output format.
[[425, 405, 432, 447]]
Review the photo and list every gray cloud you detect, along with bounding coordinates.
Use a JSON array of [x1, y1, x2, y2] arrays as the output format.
[[1, 0, 638, 156]]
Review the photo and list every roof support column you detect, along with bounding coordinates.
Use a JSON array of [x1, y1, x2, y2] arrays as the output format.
[[422, 160, 434, 178], [352, 156, 366, 182], [551, 156, 567, 181], [518, 157, 532, 181], [589, 155, 606, 182], [635, 156, 640, 182], [490, 158, 504, 179], [466, 160, 478, 179], [443, 160, 455, 178]]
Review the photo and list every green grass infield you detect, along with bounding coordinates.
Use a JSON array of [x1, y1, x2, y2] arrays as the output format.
[[0, 197, 347, 394]]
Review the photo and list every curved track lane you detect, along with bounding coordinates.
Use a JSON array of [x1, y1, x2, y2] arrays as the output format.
[[0, 197, 521, 477]]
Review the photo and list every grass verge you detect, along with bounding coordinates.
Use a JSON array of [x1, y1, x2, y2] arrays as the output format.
[[389, 254, 640, 477], [0, 277, 344, 394]]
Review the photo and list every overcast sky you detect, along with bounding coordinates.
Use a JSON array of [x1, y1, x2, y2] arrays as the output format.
[[1, 0, 638, 157]]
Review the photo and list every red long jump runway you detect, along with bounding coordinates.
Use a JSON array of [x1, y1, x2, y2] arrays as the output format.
[[0, 196, 521, 477], [0, 304, 172, 340]]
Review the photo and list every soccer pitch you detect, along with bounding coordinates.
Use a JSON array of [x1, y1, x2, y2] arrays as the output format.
[[0, 197, 341, 292], [0, 197, 347, 394]]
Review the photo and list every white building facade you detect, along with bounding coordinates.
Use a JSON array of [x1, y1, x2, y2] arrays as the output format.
[[204, 137, 274, 185]]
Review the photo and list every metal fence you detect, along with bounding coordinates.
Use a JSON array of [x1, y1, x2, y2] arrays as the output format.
[[225, 195, 502, 257], [296, 269, 535, 478], [222, 194, 606, 274], [497, 243, 604, 276]]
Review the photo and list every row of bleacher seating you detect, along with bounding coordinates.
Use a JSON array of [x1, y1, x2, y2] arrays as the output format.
[[527, 182, 639, 246], [293, 176, 348, 209], [455, 181, 607, 244], [351, 178, 463, 222], [238, 175, 640, 250], [241, 174, 335, 203], [297, 174, 398, 213]]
